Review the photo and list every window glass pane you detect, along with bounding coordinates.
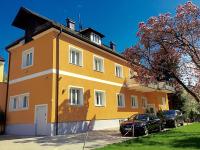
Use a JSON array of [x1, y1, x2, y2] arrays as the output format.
[[26, 54, 30, 66], [13, 98, 17, 109], [96, 91, 104, 106], [116, 66, 122, 77], [76, 52, 80, 65], [23, 96, 28, 108], [70, 88, 83, 105], [29, 52, 33, 65]]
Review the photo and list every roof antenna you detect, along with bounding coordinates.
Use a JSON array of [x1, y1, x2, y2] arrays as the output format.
[[78, 13, 83, 31]]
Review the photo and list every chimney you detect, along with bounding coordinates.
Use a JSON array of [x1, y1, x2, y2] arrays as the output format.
[[66, 18, 75, 30], [110, 41, 116, 51]]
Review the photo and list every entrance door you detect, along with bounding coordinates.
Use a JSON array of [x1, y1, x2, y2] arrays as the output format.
[[35, 105, 47, 135]]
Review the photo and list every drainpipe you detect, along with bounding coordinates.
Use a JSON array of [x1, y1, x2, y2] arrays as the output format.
[[55, 27, 62, 135], [4, 51, 11, 134]]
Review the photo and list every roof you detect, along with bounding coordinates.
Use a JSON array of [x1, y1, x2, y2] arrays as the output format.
[[6, 7, 125, 60], [80, 28, 105, 38], [0, 56, 5, 62]]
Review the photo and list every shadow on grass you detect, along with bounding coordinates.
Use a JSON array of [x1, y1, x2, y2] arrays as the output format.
[[115, 126, 200, 150], [172, 137, 200, 149]]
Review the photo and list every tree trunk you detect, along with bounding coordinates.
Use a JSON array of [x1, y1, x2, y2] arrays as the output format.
[[173, 74, 200, 104]]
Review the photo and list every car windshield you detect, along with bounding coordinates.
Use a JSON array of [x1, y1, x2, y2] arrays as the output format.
[[128, 115, 136, 121], [134, 114, 149, 121], [163, 110, 176, 116]]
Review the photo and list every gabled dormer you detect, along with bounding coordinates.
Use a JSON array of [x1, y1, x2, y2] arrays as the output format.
[[12, 7, 52, 43], [79, 28, 104, 45]]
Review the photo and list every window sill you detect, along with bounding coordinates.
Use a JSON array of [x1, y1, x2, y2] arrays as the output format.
[[118, 106, 125, 108], [115, 76, 123, 79], [9, 108, 28, 112], [95, 105, 105, 107], [69, 62, 83, 67], [93, 69, 104, 73], [70, 104, 84, 107], [21, 64, 33, 69], [131, 106, 138, 109]]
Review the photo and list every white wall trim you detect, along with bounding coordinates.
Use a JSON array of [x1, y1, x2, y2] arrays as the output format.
[[9, 69, 54, 84], [9, 69, 125, 87], [59, 70, 124, 87]]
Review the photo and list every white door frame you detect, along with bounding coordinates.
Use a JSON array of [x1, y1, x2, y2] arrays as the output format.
[[34, 104, 48, 135]]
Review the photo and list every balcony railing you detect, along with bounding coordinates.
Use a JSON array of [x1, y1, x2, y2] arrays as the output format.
[[126, 78, 175, 93]]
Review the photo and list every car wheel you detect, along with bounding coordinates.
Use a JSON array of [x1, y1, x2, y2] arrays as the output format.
[[144, 126, 149, 135], [180, 122, 184, 126]]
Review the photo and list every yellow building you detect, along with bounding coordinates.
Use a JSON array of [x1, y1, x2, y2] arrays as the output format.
[[0, 56, 7, 112], [4, 7, 174, 136], [0, 56, 5, 82]]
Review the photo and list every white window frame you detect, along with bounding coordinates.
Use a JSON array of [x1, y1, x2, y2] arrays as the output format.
[[117, 93, 125, 108], [90, 33, 101, 45], [9, 96, 19, 111], [115, 63, 123, 78], [22, 47, 34, 69], [141, 96, 148, 108], [131, 95, 138, 108], [68, 86, 84, 106], [19, 93, 30, 110], [9, 93, 30, 111], [94, 90, 106, 107], [69, 45, 83, 67], [93, 55, 104, 72]]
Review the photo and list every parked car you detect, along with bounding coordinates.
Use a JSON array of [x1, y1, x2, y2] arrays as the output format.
[[162, 110, 184, 127], [120, 114, 162, 136]]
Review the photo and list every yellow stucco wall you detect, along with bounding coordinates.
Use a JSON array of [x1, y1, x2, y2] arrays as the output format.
[[6, 29, 169, 125], [0, 62, 4, 82]]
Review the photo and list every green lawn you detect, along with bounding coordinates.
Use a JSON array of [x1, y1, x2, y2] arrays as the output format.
[[97, 123, 200, 150]]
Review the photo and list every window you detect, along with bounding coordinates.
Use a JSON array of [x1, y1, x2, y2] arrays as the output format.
[[115, 64, 123, 78], [9, 96, 18, 111], [9, 93, 30, 111], [69, 46, 83, 66], [91, 33, 101, 45], [93, 56, 104, 72], [22, 48, 34, 68], [117, 94, 125, 107], [162, 97, 166, 106], [19, 94, 29, 109], [131, 96, 138, 108], [142, 96, 148, 108], [95, 90, 105, 106], [69, 87, 84, 105]]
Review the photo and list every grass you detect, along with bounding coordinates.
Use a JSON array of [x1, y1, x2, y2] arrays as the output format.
[[97, 123, 200, 150]]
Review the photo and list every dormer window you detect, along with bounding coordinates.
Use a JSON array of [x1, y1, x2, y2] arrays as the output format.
[[90, 33, 101, 45]]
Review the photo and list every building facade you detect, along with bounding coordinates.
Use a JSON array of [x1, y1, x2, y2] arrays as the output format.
[[4, 7, 173, 136]]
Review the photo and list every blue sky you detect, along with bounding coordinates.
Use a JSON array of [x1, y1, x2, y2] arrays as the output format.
[[1, 0, 200, 72]]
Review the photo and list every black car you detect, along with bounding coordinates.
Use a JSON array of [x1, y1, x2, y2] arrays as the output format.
[[162, 110, 184, 127], [120, 114, 162, 136]]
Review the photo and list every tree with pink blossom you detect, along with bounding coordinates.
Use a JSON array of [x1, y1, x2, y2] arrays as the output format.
[[124, 1, 200, 103]]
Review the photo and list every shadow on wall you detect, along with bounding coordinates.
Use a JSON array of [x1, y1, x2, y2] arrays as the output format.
[[58, 89, 96, 134], [117, 79, 143, 115]]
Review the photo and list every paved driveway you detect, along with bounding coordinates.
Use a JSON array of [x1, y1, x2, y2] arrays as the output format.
[[0, 129, 132, 150]]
